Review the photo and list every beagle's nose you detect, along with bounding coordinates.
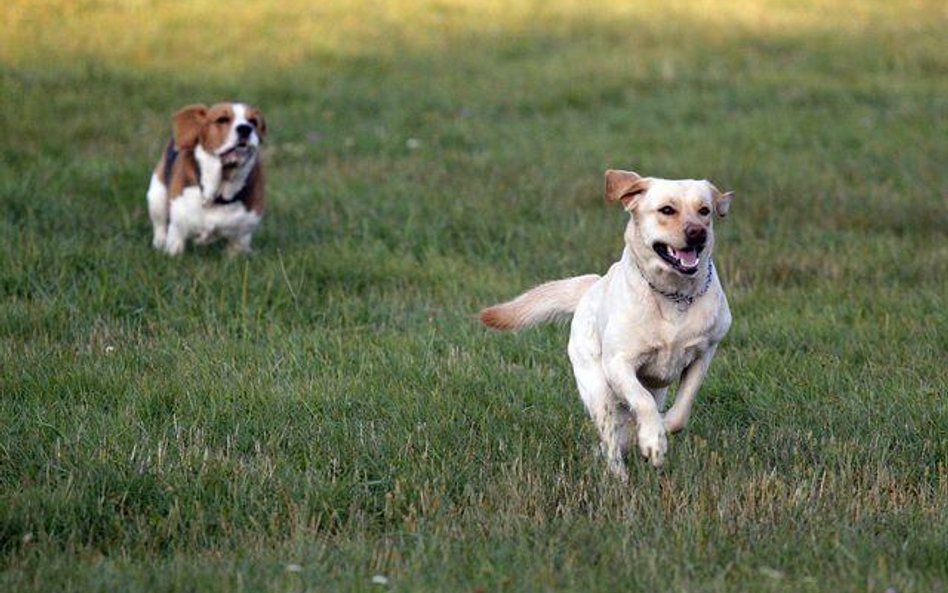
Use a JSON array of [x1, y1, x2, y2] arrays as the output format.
[[236, 124, 253, 138], [685, 224, 707, 246]]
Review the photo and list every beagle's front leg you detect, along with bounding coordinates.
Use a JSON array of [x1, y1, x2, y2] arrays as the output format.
[[604, 355, 667, 468], [195, 146, 223, 205]]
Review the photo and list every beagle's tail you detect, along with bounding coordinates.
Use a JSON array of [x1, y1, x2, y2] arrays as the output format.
[[479, 274, 600, 331]]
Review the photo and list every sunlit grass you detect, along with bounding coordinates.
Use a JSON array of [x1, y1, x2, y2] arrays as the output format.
[[3, 0, 944, 78]]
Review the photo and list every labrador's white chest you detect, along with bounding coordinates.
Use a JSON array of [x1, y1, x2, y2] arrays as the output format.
[[634, 327, 713, 388]]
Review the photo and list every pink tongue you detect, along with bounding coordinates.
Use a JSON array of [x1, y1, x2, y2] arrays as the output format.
[[673, 247, 699, 267]]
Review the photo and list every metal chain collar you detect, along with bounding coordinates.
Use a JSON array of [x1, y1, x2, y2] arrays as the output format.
[[637, 259, 715, 310]]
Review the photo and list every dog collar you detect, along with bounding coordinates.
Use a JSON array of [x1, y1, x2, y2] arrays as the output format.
[[212, 193, 241, 206], [212, 165, 257, 207], [639, 259, 715, 309]]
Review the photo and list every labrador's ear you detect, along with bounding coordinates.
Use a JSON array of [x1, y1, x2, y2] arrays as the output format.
[[706, 181, 734, 217], [604, 169, 650, 211], [172, 104, 208, 150]]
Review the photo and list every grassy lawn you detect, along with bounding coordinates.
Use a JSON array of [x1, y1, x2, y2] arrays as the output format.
[[1, 0, 946, 591]]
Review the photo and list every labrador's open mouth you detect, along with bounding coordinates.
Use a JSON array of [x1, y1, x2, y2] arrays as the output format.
[[654, 242, 703, 275]]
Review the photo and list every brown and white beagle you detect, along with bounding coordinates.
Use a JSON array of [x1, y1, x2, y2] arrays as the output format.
[[147, 102, 267, 256]]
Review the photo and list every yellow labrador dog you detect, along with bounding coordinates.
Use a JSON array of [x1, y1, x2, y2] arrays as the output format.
[[481, 170, 734, 478]]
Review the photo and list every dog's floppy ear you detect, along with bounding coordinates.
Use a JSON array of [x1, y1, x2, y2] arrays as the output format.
[[248, 107, 267, 140], [172, 104, 208, 150], [707, 181, 734, 217], [604, 169, 650, 210]]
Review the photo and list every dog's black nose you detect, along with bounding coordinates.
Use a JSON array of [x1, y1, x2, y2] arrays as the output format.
[[685, 225, 707, 246], [236, 124, 253, 138]]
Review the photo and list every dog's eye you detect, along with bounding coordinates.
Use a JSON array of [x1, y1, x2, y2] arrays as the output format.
[[658, 206, 677, 216], [215, 116, 231, 124], [247, 118, 259, 127], [699, 207, 711, 216]]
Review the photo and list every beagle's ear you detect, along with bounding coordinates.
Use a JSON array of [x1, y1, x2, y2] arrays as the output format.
[[707, 181, 734, 217], [172, 104, 208, 150], [604, 169, 650, 210], [248, 107, 267, 140]]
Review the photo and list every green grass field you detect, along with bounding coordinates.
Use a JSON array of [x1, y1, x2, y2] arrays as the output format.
[[2, 1, 946, 591]]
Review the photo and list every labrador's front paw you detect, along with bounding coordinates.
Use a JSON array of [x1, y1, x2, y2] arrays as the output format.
[[637, 421, 668, 468]]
